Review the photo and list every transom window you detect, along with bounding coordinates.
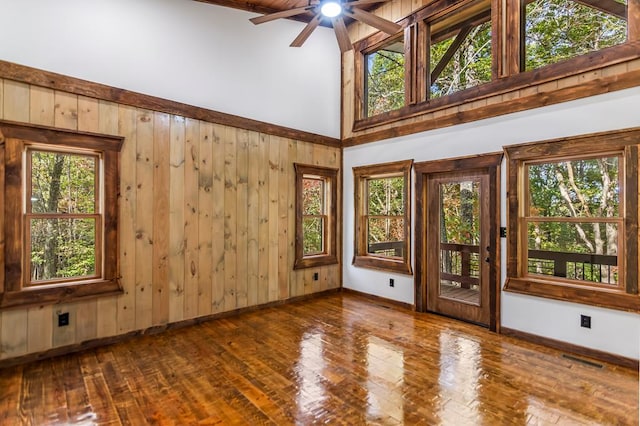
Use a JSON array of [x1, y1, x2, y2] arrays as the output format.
[[353, 160, 413, 274], [523, 0, 628, 71], [429, 0, 492, 99], [504, 128, 639, 312], [365, 36, 405, 117], [294, 164, 338, 269], [26, 148, 102, 285], [352, 0, 637, 128]]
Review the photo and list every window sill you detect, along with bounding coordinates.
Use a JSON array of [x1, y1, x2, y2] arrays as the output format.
[[294, 255, 339, 270], [0, 279, 123, 310], [504, 277, 639, 313], [353, 255, 413, 275], [353, 41, 640, 133]]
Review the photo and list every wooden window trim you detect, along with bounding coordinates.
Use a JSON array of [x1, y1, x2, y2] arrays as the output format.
[[0, 120, 123, 309], [351, 0, 639, 132], [353, 159, 413, 275], [294, 163, 339, 270], [503, 127, 639, 312]]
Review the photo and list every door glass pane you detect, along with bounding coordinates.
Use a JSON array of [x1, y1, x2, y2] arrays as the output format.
[[439, 180, 481, 305]]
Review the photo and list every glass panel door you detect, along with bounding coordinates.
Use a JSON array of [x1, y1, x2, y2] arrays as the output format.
[[439, 180, 481, 306], [425, 171, 491, 327]]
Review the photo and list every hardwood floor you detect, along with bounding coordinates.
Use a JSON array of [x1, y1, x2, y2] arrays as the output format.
[[0, 292, 637, 425]]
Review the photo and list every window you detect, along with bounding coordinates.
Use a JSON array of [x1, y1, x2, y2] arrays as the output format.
[[294, 164, 338, 269], [523, 0, 627, 71], [504, 128, 639, 312], [365, 36, 406, 117], [350, 0, 638, 133], [27, 149, 101, 285], [428, 0, 493, 99], [353, 160, 413, 274], [1, 121, 123, 309]]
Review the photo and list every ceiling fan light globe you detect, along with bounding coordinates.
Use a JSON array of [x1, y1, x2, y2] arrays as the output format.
[[320, 1, 342, 18]]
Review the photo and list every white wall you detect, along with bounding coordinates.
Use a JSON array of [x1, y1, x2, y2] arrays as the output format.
[[343, 87, 640, 360], [0, 0, 341, 137]]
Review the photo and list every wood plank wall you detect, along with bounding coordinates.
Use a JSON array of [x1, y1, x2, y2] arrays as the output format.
[[0, 78, 342, 361], [343, 0, 640, 143]]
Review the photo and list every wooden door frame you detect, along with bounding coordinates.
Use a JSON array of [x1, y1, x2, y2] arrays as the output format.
[[414, 152, 503, 331]]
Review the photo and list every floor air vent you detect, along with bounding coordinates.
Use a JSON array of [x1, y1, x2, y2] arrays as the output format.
[[562, 354, 604, 369]]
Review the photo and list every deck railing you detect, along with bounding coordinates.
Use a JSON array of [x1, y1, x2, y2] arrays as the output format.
[[368, 241, 404, 257], [527, 249, 618, 284], [369, 241, 618, 286], [440, 243, 480, 289]]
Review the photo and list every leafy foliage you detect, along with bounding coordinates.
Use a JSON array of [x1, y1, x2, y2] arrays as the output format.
[[430, 21, 492, 99], [366, 41, 405, 117], [366, 176, 405, 257], [302, 177, 325, 255], [29, 150, 97, 281], [439, 181, 480, 245], [525, 0, 627, 70], [526, 156, 620, 283], [364, 0, 627, 115]]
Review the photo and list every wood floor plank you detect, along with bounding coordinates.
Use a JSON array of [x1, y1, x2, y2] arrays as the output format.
[[0, 293, 636, 425]]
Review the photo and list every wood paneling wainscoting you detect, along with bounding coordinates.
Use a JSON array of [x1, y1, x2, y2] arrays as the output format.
[[0, 293, 636, 425], [0, 69, 342, 362]]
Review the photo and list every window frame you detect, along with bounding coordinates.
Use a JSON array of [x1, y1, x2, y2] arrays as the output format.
[[519, 0, 629, 72], [351, 0, 639, 132], [25, 146, 103, 287], [353, 159, 413, 275], [504, 127, 639, 312], [294, 163, 339, 270], [363, 34, 407, 118], [0, 121, 123, 309], [426, 0, 495, 101]]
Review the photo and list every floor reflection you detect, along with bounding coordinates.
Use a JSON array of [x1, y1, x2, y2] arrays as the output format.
[[366, 336, 405, 423], [437, 332, 480, 424], [295, 331, 326, 418], [1, 294, 636, 425]]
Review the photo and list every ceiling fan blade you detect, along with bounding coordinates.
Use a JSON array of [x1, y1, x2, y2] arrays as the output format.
[[250, 6, 314, 25], [290, 14, 322, 47], [332, 17, 353, 53], [345, 0, 385, 6], [343, 8, 402, 35]]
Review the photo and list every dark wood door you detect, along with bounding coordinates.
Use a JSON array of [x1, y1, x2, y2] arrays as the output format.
[[414, 153, 502, 330], [426, 172, 490, 326]]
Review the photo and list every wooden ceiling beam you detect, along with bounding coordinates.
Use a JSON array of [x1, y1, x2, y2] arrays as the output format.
[[194, 0, 318, 24]]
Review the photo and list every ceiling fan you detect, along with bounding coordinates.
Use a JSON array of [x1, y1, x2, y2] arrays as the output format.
[[249, 0, 402, 52]]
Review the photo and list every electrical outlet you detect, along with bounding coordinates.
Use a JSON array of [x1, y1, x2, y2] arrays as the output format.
[[389, 278, 395, 287], [313, 272, 319, 281], [58, 312, 70, 327], [580, 314, 591, 329]]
